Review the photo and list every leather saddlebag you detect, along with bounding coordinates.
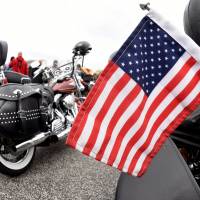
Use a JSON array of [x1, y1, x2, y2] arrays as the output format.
[[0, 83, 53, 139]]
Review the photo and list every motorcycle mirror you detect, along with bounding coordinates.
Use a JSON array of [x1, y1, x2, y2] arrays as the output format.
[[0, 41, 8, 66]]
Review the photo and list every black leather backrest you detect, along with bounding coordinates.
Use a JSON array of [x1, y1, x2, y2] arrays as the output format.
[[116, 138, 200, 200], [0, 41, 8, 66], [184, 0, 200, 46]]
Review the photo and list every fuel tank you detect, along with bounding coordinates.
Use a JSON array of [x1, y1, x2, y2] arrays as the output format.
[[52, 78, 76, 93]]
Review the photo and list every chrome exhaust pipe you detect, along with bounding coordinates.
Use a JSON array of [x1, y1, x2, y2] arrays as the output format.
[[14, 127, 71, 153], [14, 131, 51, 152], [56, 127, 71, 140]]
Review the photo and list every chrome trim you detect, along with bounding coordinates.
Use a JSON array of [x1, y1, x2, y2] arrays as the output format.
[[14, 131, 51, 152]]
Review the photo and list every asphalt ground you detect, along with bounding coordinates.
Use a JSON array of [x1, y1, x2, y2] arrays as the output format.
[[0, 140, 120, 200]]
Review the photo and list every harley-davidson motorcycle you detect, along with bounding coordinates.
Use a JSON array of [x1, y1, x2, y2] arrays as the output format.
[[0, 41, 91, 176]]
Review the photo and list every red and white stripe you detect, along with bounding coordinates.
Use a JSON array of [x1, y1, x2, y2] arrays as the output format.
[[67, 52, 200, 176]]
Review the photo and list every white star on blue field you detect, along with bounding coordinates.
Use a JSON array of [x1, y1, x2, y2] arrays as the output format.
[[113, 17, 185, 95]]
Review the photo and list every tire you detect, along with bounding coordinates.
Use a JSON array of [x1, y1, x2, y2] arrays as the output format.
[[0, 146, 36, 176]]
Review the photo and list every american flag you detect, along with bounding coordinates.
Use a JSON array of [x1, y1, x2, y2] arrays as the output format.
[[66, 11, 200, 176]]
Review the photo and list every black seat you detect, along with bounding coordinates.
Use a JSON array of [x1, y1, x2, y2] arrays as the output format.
[[115, 138, 200, 200], [4, 71, 31, 84]]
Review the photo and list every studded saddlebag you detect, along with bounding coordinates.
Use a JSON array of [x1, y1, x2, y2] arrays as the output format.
[[0, 83, 53, 140]]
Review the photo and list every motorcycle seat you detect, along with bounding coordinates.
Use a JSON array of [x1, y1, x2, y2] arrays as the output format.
[[115, 138, 200, 200], [4, 71, 31, 84]]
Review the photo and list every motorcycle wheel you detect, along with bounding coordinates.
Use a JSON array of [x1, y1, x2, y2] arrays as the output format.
[[0, 146, 36, 176]]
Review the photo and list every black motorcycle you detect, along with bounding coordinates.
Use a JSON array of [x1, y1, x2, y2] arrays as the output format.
[[0, 40, 91, 176]]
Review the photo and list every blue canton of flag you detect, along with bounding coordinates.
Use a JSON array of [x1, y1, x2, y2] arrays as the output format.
[[113, 16, 185, 95], [67, 10, 200, 177]]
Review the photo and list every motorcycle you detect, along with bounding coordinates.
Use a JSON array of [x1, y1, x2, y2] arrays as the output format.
[[0, 40, 92, 176]]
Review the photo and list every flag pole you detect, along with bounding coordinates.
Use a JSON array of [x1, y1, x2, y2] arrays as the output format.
[[139, 3, 150, 11]]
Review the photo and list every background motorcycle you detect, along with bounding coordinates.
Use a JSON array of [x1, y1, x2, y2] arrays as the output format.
[[0, 41, 91, 176]]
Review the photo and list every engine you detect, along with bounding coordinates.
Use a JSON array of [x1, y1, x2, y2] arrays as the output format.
[[51, 109, 66, 134], [51, 118, 65, 134]]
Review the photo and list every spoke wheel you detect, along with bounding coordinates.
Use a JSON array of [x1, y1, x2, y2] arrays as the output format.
[[0, 145, 36, 176]]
